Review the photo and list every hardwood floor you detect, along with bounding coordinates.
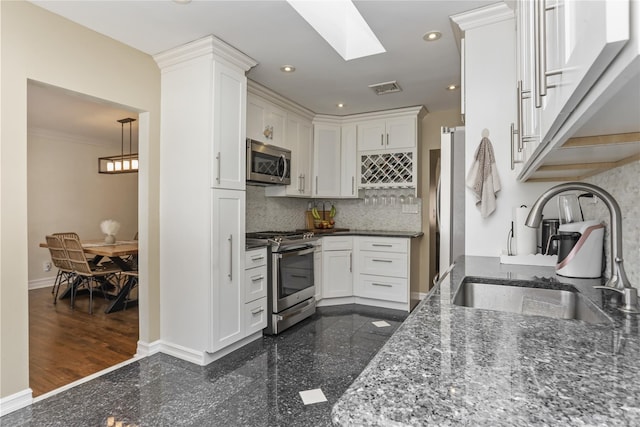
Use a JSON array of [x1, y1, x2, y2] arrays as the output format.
[[29, 286, 138, 397]]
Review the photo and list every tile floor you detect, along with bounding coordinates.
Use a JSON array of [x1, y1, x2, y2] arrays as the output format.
[[2, 304, 407, 426]]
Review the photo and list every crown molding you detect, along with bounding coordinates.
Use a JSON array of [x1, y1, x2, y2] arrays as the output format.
[[314, 105, 427, 125], [154, 35, 257, 72], [450, 2, 514, 51], [248, 79, 315, 121]]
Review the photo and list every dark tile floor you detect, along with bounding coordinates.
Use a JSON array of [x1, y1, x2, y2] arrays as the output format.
[[2, 304, 407, 426]]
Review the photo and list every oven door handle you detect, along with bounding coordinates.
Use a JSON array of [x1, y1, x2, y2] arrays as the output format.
[[276, 247, 315, 258]]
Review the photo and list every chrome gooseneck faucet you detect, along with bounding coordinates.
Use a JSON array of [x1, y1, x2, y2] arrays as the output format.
[[525, 182, 638, 313]]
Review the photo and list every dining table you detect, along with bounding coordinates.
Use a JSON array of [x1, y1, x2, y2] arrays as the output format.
[[40, 239, 138, 314]]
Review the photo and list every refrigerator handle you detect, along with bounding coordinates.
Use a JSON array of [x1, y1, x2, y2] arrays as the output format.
[[435, 176, 441, 228]]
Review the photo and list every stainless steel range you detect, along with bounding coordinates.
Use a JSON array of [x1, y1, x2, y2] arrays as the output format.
[[246, 231, 318, 334]]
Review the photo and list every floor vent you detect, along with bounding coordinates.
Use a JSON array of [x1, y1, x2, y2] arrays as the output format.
[[368, 80, 402, 95]]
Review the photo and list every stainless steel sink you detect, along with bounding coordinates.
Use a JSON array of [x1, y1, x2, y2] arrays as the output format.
[[453, 281, 612, 324]]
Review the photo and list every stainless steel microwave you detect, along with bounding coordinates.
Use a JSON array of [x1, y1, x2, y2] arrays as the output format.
[[246, 138, 291, 185]]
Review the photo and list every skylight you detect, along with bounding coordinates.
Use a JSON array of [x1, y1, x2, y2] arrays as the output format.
[[286, 0, 386, 61]]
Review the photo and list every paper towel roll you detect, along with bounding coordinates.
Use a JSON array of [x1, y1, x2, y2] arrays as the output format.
[[514, 206, 537, 255]]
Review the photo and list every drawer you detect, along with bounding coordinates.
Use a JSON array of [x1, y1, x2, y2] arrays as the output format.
[[244, 297, 268, 335], [358, 252, 407, 278], [358, 237, 407, 253], [322, 236, 353, 251], [356, 274, 408, 303], [245, 247, 267, 269], [244, 265, 267, 303]]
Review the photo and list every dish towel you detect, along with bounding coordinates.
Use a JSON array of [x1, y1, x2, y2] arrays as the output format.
[[466, 137, 501, 218]]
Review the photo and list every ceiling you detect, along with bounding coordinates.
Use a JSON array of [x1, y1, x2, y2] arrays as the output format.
[[27, 0, 497, 144]]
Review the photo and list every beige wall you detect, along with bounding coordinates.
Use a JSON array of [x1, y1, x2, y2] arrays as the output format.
[[417, 109, 464, 294], [28, 130, 138, 284], [1, 0, 160, 399]]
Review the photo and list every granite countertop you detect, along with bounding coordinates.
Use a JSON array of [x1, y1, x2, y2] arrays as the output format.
[[320, 230, 423, 238], [332, 256, 640, 426]]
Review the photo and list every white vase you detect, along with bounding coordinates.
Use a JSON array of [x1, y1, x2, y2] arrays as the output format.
[[105, 234, 116, 244]]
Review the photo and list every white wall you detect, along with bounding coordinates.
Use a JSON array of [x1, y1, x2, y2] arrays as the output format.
[[463, 17, 557, 257], [27, 130, 138, 286]]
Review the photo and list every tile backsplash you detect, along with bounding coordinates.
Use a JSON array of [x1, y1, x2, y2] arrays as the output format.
[[246, 185, 422, 233], [581, 160, 639, 286]]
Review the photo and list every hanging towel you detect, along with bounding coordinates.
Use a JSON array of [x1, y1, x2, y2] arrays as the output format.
[[466, 137, 501, 218]]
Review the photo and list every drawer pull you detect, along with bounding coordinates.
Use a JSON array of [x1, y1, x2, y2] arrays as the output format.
[[250, 255, 265, 261], [251, 307, 264, 315], [372, 282, 393, 287], [291, 274, 308, 279], [372, 244, 393, 247], [251, 275, 264, 282], [372, 259, 393, 263]]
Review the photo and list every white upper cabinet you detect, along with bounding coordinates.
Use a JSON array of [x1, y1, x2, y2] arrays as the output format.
[[313, 123, 342, 197], [340, 124, 358, 198], [533, 0, 629, 144], [213, 61, 248, 190], [357, 117, 416, 151], [247, 95, 286, 147]]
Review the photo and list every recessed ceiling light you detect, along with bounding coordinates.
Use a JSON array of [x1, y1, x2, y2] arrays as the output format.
[[423, 31, 442, 42], [172, 0, 192, 4], [446, 84, 459, 91], [286, 0, 386, 61], [280, 65, 296, 73], [337, 103, 345, 108]]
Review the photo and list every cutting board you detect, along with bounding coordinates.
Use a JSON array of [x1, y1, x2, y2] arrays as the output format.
[[305, 210, 334, 230]]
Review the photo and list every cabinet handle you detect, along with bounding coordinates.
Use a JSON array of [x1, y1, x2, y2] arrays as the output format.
[[372, 282, 393, 287], [315, 176, 318, 195], [372, 244, 393, 247], [351, 176, 355, 195], [216, 152, 221, 183], [386, 133, 389, 146], [372, 259, 393, 263], [380, 134, 384, 146], [250, 255, 265, 261], [251, 307, 264, 315], [291, 274, 308, 279], [301, 174, 305, 192], [534, 0, 562, 107], [349, 251, 352, 273], [228, 235, 233, 280], [250, 275, 264, 282], [510, 123, 523, 171]]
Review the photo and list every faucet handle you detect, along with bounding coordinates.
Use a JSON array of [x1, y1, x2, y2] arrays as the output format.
[[594, 285, 639, 314]]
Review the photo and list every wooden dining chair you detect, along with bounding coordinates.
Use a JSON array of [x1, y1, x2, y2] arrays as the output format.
[[120, 270, 139, 310], [45, 235, 75, 304], [62, 235, 122, 314]]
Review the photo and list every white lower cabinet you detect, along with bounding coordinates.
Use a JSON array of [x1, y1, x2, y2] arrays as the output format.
[[243, 247, 268, 335], [321, 237, 353, 298], [355, 237, 409, 305], [318, 235, 414, 311]]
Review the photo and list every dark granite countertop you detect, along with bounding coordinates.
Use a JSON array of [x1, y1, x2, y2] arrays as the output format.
[[332, 256, 640, 426], [319, 230, 423, 238]]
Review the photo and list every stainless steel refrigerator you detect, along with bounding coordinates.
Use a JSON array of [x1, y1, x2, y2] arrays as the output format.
[[433, 127, 466, 281]]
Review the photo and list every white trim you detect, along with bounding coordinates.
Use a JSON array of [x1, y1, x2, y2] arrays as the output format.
[[411, 291, 428, 301], [135, 339, 162, 358], [354, 297, 410, 312], [33, 356, 142, 404], [314, 105, 427, 125], [247, 80, 315, 121], [28, 277, 54, 291], [0, 389, 33, 417], [316, 296, 356, 307], [158, 332, 263, 366]]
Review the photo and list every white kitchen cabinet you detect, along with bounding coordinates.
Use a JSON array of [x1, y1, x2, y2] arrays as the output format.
[[213, 61, 248, 190], [247, 95, 287, 147], [314, 241, 323, 301], [265, 112, 313, 197], [357, 117, 416, 151], [155, 35, 257, 366], [313, 123, 342, 197], [354, 237, 409, 306], [243, 247, 268, 335], [532, 0, 629, 145], [340, 124, 358, 198], [321, 237, 353, 299]]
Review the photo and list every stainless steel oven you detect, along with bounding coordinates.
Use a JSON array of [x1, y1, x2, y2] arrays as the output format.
[[246, 138, 291, 185], [246, 231, 317, 334]]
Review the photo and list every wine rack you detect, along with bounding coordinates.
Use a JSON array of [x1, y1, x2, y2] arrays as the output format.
[[359, 151, 416, 188]]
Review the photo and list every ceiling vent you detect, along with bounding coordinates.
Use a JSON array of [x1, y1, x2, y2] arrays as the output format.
[[368, 80, 402, 95]]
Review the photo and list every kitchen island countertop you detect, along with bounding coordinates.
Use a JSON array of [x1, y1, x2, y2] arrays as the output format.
[[331, 256, 640, 426]]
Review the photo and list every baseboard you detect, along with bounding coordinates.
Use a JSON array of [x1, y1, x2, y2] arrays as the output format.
[[28, 277, 54, 291], [411, 291, 428, 301], [135, 340, 162, 358], [0, 388, 33, 417], [354, 297, 410, 312], [316, 296, 355, 307], [158, 332, 263, 366]]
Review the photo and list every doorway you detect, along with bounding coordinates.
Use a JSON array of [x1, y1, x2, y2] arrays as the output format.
[[27, 81, 141, 397]]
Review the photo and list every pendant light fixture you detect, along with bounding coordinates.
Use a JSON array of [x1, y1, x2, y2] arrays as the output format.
[[98, 117, 138, 174]]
